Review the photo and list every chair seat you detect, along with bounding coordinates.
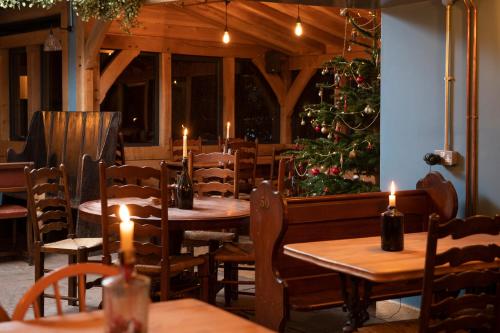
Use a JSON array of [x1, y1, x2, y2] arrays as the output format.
[[184, 230, 235, 242], [357, 319, 418, 332], [42, 238, 102, 252], [135, 255, 206, 275], [0, 205, 28, 219], [214, 242, 255, 262]]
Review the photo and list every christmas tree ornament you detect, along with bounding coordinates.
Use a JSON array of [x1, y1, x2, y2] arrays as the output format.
[[301, 119, 306, 126], [321, 126, 328, 134], [347, 44, 352, 52], [364, 105, 375, 114], [353, 174, 360, 180], [319, 165, 325, 171], [307, 111, 312, 117], [366, 142, 373, 151], [334, 73, 341, 86], [356, 76, 365, 85], [318, 89, 323, 97], [314, 125, 321, 132], [349, 149, 357, 159], [321, 67, 328, 75], [327, 132, 333, 140], [311, 168, 320, 176], [330, 166, 341, 175]]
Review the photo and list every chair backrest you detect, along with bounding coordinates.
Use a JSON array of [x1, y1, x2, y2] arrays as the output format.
[[12, 263, 119, 320], [0, 304, 9, 322], [276, 157, 296, 195], [188, 151, 239, 199], [227, 139, 258, 190], [420, 214, 500, 333], [169, 136, 202, 161], [24, 165, 74, 243], [99, 162, 170, 300], [269, 144, 301, 182], [0, 162, 33, 192], [218, 137, 247, 151]]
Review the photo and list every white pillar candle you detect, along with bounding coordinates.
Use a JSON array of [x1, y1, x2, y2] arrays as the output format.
[[119, 204, 134, 255], [182, 127, 188, 158], [389, 181, 396, 208], [226, 122, 230, 140]]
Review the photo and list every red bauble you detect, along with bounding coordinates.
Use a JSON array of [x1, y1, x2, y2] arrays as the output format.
[[366, 143, 373, 151], [329, 166, 341, 175], [311, 168, 320, 176], [314, 125, 321, 132], [356, 76, 366, 84]]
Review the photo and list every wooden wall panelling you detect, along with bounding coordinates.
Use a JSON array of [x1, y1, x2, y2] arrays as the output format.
[[223, 57, 235, 138], [99, 49, 140, 103], [26, 45, 41, 120]]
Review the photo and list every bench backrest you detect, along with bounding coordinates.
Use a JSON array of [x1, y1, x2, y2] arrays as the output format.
[[7, 111, 121, 205]]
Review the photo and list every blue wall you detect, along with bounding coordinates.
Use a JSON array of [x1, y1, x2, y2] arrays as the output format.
[[380, 0, 500, 217]]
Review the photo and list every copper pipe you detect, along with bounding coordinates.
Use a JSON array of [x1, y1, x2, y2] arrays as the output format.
[[444, 4, 453, 151], [464, 0, 472, 216], [471, 0, 478, 215]]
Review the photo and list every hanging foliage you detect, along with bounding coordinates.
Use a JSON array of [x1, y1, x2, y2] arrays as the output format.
[[0, 0, 144, 30]]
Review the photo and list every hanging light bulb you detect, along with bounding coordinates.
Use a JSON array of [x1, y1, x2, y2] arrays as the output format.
[[222, 1, 230, 44], [294, 4, 303, 36]]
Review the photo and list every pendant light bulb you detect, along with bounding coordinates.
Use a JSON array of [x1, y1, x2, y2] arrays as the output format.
[[294, 4, 303, 37], [294, 18, 303, 36], [223, 28, 230, 44]]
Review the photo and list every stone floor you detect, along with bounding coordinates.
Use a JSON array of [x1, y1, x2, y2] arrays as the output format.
[[0, 253, 419, 332]]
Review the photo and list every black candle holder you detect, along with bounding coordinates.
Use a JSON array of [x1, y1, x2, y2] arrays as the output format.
[[380, 205, 405, 251], [176, 157, 193, 210]]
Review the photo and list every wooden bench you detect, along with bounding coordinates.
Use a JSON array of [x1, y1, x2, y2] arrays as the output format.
[[250, 172, 458, 331], [7, 111, 121, 208]]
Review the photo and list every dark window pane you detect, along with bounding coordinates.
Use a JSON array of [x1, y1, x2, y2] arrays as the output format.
[[101, 52, 159, 145], [292, 70, 323, 140], [235, 59, 280, 143], [9, 47, 28, 141], [172, 55, 222, 143], [41, 48, 62, 111]]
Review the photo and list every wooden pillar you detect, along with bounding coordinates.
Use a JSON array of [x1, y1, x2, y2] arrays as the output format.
[[0, 49, 9, 141], [26, 45, 41, 119], [223, 57, 235, 138], [160, 52, 172, 147]]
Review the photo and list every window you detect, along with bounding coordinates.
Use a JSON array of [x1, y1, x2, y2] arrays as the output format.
[[235, 59, 280, 143], [41, 48, 62, 111], [291, 70, 323, 140], [171, 55, 222, 143], [9, 47, 28, 140], [101, 52, 159, 145]]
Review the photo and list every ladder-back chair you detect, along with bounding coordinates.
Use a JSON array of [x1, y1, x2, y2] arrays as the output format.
[[227, 139, 258, 195]]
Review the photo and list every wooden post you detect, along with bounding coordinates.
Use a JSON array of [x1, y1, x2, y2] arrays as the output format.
[[160, 52, 172, 148], [223, 57, 235, 138], [0, 49, 9, 141], [26, 45, 41, 119]]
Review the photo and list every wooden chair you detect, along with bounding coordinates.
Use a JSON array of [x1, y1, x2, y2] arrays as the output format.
[[269, 144, 299, 182], [99, 161, 209, 301], [276, 157, 298, 196], [227, 139, 258, 196], [183, 152, 239, 255], [169, 136, 202, 162], [359, 214, 500, 333], [0, 162, 32, 258], [12, 263, 119, 320], [218, 137, 247, 152], [25, 165, 103, 317]]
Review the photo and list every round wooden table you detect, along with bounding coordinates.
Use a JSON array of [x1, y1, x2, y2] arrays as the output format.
[[78, 196, 250, 232]]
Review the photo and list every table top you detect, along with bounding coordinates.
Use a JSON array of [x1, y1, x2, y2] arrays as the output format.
[[78, 196, 250, 231], [284, 232, 500, 283], [0, 299, 273, 333]]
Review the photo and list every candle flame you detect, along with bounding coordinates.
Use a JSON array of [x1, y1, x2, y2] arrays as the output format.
[[119, 204, 130, 222], [227, 121, 230, 127], [390, 181, 396, 195]]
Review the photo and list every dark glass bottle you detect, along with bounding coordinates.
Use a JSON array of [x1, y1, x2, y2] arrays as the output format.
[[380, 206, 404, 251], [176, 158, 193, 209]]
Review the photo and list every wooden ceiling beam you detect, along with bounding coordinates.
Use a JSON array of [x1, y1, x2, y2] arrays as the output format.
[[235, 1, 342, 48], [175, 4, 300, 55], [211, 2, 325, 53], [102, 34, 266, 58], [99, 49, 140, 104]]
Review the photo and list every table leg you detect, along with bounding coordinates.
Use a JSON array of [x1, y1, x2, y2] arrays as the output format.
[[339, 273, 373, 332]]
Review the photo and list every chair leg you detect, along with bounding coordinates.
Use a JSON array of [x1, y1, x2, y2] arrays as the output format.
[[34, 248, 44, 317], [26, 217, 33, 265], [198, 255, 210, 303], [230, 263, 239, 301], [76, 247, 88, 311], [224, 262, 233, 307], [12, 220, 17, 250], [68, 255, 77, 306]]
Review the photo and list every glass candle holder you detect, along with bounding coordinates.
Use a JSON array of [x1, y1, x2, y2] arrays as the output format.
[[102, 271, 151, 333], [380, 206, 405, 252]]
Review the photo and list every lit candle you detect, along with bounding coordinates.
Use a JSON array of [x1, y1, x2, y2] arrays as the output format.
[[226, 122, 230, 140], [119, 204, 134, 255], [182, 126, 188, 159], [389, 181, 396, 208]]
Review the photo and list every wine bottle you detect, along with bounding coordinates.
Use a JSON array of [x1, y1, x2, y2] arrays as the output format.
[[176, 157, 193, 209]]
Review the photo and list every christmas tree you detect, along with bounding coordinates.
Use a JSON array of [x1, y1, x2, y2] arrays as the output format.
[[291, 9, 380, 196]]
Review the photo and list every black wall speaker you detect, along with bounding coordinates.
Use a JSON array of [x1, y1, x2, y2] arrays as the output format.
[[265, 50, 286, 74]]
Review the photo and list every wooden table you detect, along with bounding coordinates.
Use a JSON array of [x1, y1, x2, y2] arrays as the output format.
[[0, 299, 273, 332], [284, 232, 500, 331], [79, 196, 250, 232]]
